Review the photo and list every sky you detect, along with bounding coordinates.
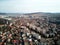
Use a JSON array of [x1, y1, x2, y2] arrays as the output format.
[[0, 0, 60, 13]]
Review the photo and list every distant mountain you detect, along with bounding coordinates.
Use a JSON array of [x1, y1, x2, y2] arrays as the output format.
[[0, 12, 60, 17], [0, 13, 7, 15], [24, 12, 60, 17]]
